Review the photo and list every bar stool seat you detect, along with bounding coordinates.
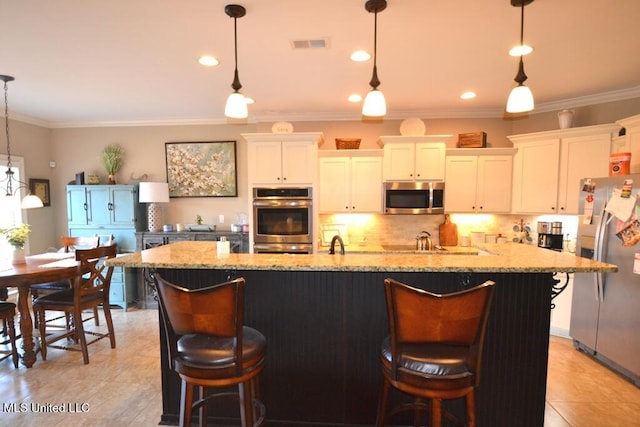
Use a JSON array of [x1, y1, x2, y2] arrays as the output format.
[[0, 301, 19, 368], [155, 273, 266, 427]]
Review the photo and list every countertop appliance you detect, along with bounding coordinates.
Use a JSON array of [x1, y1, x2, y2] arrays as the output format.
[[537, 221, 563, 251], [252, 187, 313, 253], [571, 174, 640, 386], [383, 181, 445, 214]]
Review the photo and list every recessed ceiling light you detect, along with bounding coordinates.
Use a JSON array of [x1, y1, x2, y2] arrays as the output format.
[[350, 50, 371, 62], [348, 94, 363, 103], [509, 45, 533, 57], [460, 91, 477, 100], [198, 55, 219, 66]]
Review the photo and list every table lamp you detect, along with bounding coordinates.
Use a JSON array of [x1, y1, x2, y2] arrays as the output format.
[[139, 182, 170, 232]]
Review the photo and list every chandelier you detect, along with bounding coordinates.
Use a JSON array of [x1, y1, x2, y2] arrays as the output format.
[[0, 75, 43, 209]]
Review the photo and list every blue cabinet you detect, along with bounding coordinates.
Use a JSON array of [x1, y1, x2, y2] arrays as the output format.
[[66, 184, 145, 310]]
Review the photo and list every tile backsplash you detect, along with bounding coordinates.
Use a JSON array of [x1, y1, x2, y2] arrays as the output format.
[[319, 213, 578, 249]]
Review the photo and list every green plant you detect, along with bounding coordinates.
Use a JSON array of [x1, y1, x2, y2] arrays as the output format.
[[196, 215, 203, 225], [0, 223, 31, 249], [101, 144, 125, 175]]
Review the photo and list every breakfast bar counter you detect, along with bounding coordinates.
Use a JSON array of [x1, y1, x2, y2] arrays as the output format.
[[109, 242, 615, 427]]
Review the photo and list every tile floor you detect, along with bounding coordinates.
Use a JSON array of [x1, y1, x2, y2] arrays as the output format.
[[1, 308, 639, 426]]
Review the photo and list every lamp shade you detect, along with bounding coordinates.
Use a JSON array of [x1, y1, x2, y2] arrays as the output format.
[[225, 92, 248, 119], [362, 89, 387, 117], [21, 194, 44, 209], [139, 182, 170, 203], [506, 84, 535, 113]]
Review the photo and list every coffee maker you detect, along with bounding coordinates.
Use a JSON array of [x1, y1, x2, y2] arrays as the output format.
[[537, 221, 563, 251]]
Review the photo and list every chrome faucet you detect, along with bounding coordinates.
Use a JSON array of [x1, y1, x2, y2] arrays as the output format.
[[329, 235, 345, 255]]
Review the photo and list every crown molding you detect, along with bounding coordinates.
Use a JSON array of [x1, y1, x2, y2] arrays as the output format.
[[9, 86, 640, 129]]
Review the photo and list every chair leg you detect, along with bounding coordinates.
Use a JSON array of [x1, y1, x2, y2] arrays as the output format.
[[36, 307, 48, 361], [375, 376, 391, 427], [180, 379, 193, 427], [198, 385, 208, 427], [74, 307, 90, 364], [431, 398, 443, 427], [465, 392, 477, 427], [239, 381, 254, 427], [7, 317, 18, 368], [103, 304, 116, 348]]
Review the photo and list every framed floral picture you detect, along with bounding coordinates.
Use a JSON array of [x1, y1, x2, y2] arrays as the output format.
[[165, 141, 238, 197]]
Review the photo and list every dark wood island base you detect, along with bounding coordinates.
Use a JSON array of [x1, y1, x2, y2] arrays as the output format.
[[155, 269, 554, 427]]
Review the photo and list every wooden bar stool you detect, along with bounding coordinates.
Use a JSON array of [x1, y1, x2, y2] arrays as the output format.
[[376, 278, 496, 427], [0, 301, 19, 368], [154, 273, 266, 427]]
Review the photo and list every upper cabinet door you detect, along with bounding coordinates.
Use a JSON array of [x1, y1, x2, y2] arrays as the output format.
[[250, 141, 284, 184], [511, 138, 561, 214], [444, 156, 478, 212], [86, 187, 111, 226], [110, 187, 137, 226], [319, 157, 350, 212], [350, 156, 383, 212], [281, 141, 315, 184], [415, 143, 446, 180], [67, 186, 88, 226], [382, 142, 414, 181], [476, 156, 513, 213], [557, 133, 611, 214]]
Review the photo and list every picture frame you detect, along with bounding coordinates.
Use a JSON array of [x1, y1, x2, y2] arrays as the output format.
[[29, 178, 51, 207], [165, 141, 238, 198]]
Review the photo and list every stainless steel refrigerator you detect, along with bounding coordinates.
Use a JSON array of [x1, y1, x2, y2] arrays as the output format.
[[571, 174, 640, 386]]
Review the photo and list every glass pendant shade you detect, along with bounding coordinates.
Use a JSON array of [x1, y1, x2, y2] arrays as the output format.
[[21, 194, 44, 209], [362, 89, 386, 117], [506, 84, 534, 113], [224, 91, 248, 119]]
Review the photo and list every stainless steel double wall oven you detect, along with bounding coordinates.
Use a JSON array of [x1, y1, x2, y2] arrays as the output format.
[[252, 187, 313, 253]]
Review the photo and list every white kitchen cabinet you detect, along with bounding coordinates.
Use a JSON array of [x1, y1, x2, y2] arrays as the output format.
[[378, 135, 450, 181], [445, 148, 516, 213], [242, 133, 323, 186], [318, 151, 383, 213], [616, 113, 640, 173], [509, 124, 619, 214]]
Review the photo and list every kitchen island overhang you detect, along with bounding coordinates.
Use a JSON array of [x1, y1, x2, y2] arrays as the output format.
[[108, 242, 616, 427]]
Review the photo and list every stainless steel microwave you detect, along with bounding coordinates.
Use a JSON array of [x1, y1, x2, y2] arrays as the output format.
[[383, 181, 445, 214]]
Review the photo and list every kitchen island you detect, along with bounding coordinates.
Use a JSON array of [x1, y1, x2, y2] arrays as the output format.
[[109, 242, 616, 427]]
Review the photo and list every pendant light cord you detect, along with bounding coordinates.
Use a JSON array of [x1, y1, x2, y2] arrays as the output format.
[[4, 80, 12, 169], [519, 2, 525, 48]]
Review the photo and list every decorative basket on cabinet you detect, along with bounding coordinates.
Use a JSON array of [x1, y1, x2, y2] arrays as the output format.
[[335, 138, 361, 150]]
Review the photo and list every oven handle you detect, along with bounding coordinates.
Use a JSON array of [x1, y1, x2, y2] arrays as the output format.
[[253, 199, 313, 207]]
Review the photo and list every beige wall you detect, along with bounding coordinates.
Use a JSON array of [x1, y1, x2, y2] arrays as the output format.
[[6, 97, 640, 252], [0, 118, 54, 253]]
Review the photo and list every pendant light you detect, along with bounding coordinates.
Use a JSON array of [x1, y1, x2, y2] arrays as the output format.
[[362, 0, 387, 117], [0, 75, 43, 209], [506, 0, 535, 113], [224, 4, 248, 119]]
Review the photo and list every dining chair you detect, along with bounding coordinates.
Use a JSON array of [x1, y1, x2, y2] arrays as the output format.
[[155, 273, 266, 427], [33, 244, 117, 365], [376, 278, 496, 427], [30, 235, 100, 328], [0, 301, 19, 368]]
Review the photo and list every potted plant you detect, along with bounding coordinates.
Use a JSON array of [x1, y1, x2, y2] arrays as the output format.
[[101, 144, 125, 184], [1, 223, 31, 264]]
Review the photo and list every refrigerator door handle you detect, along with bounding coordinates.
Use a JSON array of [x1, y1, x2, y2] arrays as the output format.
[[593, 202, 610, 302]]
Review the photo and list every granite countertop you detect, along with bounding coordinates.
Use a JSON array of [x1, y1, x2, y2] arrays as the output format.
[[107, 241, 617, 273]]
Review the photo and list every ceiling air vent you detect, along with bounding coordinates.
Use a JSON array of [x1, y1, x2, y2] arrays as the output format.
[[291, 39, 328, 49]]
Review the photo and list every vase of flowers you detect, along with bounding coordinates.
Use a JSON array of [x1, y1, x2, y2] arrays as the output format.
[[1, 223, 30, 264], [101, 144, 125, 184]]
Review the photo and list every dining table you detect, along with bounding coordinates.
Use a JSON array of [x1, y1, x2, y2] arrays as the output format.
[[0, 252, 80, 367]]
